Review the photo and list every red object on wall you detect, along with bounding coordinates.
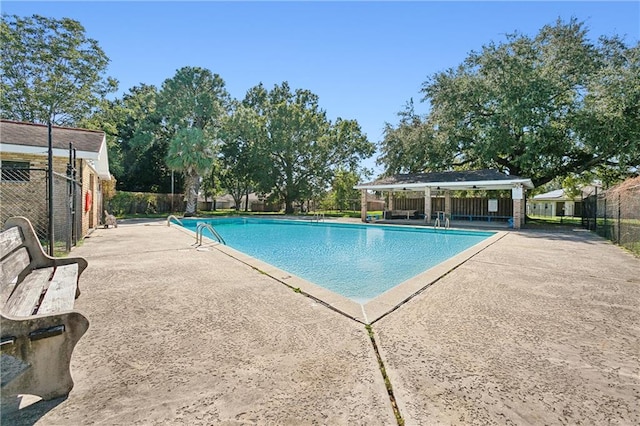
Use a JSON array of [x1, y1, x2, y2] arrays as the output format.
[[84, 190, 92, 212]]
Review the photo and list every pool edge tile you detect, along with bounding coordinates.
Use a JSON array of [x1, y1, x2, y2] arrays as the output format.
[[213, 243, 367, 323]]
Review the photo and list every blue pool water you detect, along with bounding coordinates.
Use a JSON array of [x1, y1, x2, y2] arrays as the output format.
[[180, 218, 494, 303]]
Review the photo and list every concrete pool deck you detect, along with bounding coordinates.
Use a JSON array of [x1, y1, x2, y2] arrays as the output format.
[[2, 219, 639, 425]]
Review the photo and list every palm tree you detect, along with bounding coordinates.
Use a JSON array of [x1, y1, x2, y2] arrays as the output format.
[[166, 127, 214, 216]]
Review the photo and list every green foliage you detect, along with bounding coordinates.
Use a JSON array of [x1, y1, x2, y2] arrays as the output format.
[[82, 84, 174, 192], [108, 191, 161, 215], [332, 168, 360, 210], [379, 18, 639, 187], [1, 14, 117, 125], [241, 82, 375, 214], [157, 66, 229, 134], [200, 161, 224, 210], [166, 127, 216, 216], [218, 103, 264, 210], [159, 67, 230, 216], [377, 99, 440, 174]]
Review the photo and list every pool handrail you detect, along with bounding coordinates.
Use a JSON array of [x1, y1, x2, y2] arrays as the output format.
[[196, 222, 226, 245], [167, 215, 183, 227], [311, 212, 325, 222], [434, 212, 450, 230]]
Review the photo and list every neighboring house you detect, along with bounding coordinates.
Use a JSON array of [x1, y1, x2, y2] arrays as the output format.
[[528, 188, 592, 217], [0, 119, 111, 237], [198, 193, 281, 212], [365, 192, 385, 211]]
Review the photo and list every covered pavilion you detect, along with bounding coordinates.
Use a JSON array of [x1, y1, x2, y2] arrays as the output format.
[[355, 169, 534, 229]]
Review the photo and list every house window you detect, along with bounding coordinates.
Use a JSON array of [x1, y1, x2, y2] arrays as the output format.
[[1, 161, 30, 182]]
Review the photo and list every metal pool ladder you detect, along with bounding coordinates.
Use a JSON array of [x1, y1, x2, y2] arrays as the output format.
[[434, 211, 450, 230], [196, 222, 226, 245], [166, 215, 183, 227]]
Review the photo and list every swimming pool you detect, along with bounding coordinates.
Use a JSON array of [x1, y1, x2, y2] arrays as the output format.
[[179, 218, 494, 304]]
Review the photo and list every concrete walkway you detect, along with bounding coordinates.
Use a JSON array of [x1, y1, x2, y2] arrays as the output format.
[[2, 220, 638, 425]]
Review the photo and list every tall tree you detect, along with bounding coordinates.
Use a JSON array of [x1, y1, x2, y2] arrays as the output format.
[[166, 128, 215, 216], [377, 100, 441, 175], [1, 14, 117, 125], [158, 67, 229, 215], [379, 19, 639, 186], [157, 66, 229, 134], [200, 161, 224, 211], [244, 82, 374, 214], [115, 85, 172, 192], [332, 168, 360, 211], [219, 103, 264, 210], [80, 84, 171, 192], [574, 37, 640, 181]]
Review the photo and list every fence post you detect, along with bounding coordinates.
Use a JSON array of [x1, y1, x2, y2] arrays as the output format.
[[593, 186, 598, 233], [47, 121, 54, 256], [603, 196, 608, 238], [66, 143, 73, 252], [72, 147, 78, 245], [618, 192, 621, 244]]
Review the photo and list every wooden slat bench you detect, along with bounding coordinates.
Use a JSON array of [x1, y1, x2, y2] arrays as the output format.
[[385, 210, 417, 219], [451, 214, 512, 222], [1, 216, 89, 401]]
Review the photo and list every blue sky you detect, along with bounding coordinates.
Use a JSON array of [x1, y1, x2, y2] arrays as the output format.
[[3, 1, 639, 174]]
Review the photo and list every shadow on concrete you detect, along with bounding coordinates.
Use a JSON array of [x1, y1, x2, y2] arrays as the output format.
[[1, 395, 66, 426]]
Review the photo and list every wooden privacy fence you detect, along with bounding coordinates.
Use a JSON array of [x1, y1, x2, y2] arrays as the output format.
[[106, 192, 185, 215], [392, 197, 512, 218]]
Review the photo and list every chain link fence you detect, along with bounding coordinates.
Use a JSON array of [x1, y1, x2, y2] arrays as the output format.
[[582, 177, 640, 256], [1, 166, 82, 255]]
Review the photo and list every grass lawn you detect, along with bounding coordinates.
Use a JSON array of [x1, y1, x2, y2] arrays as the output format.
[[123, 209, 379, 220], [525, 215, 583, 227]]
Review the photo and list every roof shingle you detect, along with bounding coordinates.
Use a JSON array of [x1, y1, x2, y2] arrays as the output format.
[[0, 120, 105, 153]]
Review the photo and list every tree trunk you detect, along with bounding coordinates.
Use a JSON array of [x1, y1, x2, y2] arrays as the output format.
[[184, 172, 199, 217], [284, 197, 294, 214], [245, 190, 249, 212]]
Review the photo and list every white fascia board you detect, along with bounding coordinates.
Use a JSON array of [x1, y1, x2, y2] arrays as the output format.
[[1, 142, 111, 180], [355, 178, 534, 191], [94, 138, 111, 180], [1, 143, 99, 160]]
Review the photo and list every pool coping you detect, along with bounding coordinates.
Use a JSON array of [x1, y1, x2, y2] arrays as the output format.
[[174, 220, 507, 324]]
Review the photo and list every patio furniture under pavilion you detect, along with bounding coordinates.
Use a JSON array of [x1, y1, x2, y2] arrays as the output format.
[[354, 169, 535, 229]]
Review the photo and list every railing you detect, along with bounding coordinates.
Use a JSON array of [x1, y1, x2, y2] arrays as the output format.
[[196, 222, 226, 245], [310, 212, 325, 222], [166, 215, 183, 227], [434, 212, 450, 230]]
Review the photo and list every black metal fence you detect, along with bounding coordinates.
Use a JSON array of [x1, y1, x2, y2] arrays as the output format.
[[0, 167, 82, 255], [582, 180, 640, 256]]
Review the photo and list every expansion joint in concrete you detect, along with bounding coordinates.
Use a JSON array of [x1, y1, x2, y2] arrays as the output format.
[[365, 325, 404, 426]]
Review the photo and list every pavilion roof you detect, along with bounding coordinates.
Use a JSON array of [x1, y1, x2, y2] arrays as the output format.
[[355, 169, 534, 191]]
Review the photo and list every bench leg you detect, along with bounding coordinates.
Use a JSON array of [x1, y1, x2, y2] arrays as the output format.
[[1, 312, 89, 401]]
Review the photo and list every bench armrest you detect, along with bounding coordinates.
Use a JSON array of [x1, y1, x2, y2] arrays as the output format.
[[4, 217, 88, 280]]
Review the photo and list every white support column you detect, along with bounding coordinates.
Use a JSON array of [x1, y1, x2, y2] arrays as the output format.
[[360, 189, 368, 222], [444, 190, 452, 217], [424, 187, 431, 223]]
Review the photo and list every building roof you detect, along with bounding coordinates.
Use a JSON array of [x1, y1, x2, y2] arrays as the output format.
[[532, 189, 567, 201], [0, 120, 110, 179], [532, 185, 604, 201], [355, 169, 534, 191]]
